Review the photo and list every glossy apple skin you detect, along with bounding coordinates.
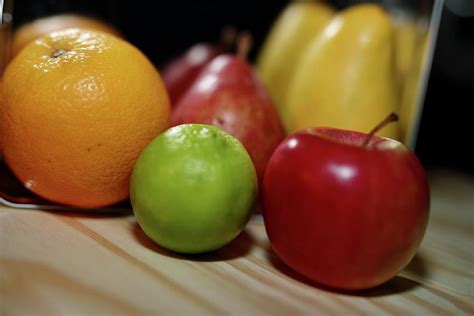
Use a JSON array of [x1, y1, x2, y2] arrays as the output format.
[[161, 43, 222, 106], [172, 54, 285, 186], [263, 127, 430, 290]]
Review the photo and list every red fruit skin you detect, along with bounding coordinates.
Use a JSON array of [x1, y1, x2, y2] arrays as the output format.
[[172, 54, 285, 185], [263, 127, 430, 290], [161, 43, 222, 106]]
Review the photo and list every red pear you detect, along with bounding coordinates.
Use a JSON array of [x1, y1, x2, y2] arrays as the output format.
[[161, 43, 223, 106], [172, 52, 285, 187], [161, 27, 236, 106]]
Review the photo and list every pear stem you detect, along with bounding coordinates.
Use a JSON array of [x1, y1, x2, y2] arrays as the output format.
[[221, 25, 237, 51], [362, 113, 399, 147], [236, 31, 253, 60]]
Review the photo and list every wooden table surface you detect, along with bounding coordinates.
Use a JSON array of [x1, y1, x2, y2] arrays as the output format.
[[1, 169, 473, 315]]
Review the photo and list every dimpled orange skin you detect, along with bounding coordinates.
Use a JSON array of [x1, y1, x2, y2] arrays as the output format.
[[1, 28, 170, 208], [12, 14, 122, 57]]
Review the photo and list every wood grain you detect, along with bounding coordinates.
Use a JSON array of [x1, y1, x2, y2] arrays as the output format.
[[1, 169, 473, 315]]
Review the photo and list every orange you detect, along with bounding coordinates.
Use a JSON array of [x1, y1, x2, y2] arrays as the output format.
[[12, 14, 121, 57], [1, 28, 170, 208]]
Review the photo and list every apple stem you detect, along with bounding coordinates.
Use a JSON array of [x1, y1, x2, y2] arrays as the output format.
[[236, 31, 253, 60], [221, 25, 237, 51], [361, 113, 399, 147]]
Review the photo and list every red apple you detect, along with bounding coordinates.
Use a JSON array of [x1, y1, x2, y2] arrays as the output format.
[[161, 43, 223, 106], [263, 116, 430, 290]]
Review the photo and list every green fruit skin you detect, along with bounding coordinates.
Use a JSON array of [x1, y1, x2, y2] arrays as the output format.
[[130, 124, 258, 254]]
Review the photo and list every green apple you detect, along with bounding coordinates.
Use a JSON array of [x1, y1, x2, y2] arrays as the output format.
[[130, 124, 258, 254]]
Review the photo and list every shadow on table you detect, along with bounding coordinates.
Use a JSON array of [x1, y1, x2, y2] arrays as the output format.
[[50, 207, 132, 218], [132, 221, 255, 262], [265, 246, 428, 297]]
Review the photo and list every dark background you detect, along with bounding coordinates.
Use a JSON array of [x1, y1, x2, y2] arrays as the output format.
[[11, 0, 474, 174]]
